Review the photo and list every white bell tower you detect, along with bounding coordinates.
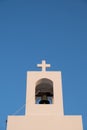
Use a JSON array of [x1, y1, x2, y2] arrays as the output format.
[[26, 60, 63, 116], [7, 60, 83, 130]]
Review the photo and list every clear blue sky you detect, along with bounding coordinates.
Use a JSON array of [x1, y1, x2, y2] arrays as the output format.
[[0, 0, 87, 129]]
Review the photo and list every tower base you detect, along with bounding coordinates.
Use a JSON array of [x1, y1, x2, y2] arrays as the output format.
[[7, 115, 83, 130]]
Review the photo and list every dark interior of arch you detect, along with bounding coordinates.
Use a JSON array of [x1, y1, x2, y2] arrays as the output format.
[[35, 78, 53, 104]]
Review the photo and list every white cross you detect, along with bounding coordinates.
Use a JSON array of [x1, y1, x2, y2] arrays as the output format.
[[37, 60, 51, 71]]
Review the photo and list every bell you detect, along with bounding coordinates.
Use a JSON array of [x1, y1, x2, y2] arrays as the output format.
[[39, 95, 50, 104]]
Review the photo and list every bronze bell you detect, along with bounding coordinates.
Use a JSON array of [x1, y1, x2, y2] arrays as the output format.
[[39, 95, 50, 104]]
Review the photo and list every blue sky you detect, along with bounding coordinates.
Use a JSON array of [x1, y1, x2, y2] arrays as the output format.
[[0, 0, 87, 129]]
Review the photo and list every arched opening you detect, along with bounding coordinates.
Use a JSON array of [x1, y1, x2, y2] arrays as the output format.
[[35, 78, 53, 104]]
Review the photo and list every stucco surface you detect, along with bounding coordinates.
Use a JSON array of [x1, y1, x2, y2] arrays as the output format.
[[7, 115, 83, 130]]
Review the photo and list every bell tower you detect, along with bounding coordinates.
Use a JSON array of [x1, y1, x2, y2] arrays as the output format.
[[26, 60, 63, 116], [7, 60, 83, 130]]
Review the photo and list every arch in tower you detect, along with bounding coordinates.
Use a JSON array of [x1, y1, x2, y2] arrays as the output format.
[[35, 78, 53, 104]]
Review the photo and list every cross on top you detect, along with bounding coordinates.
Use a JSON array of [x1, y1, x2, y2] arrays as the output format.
[[37, 60, 51, 71]]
